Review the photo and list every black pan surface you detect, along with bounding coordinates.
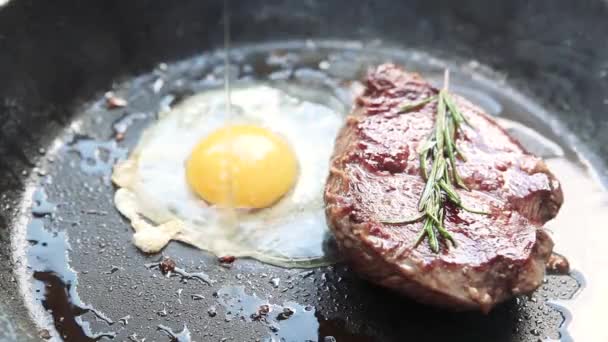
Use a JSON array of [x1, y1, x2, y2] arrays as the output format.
[[1, 1, 607, 341]]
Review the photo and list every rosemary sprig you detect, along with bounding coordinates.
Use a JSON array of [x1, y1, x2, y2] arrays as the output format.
[[383, 70, 489, 253]]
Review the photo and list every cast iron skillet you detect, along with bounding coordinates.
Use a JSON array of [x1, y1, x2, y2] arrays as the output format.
[[1, 0, 607, 341]]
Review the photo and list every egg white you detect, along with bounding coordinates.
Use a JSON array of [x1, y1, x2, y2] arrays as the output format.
[[112, 84, 344, 267]]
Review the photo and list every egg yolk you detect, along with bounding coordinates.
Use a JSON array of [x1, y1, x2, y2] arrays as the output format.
[[186, 125, 298, 209]]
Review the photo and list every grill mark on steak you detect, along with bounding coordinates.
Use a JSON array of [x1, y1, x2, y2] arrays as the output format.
[[324, 64, 562, 312]]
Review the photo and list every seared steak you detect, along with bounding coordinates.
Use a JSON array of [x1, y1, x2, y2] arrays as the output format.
[[324, 64, 563, 312]]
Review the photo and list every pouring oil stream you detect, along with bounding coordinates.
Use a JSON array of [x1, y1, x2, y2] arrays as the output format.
[[222, 0, 238, 228]]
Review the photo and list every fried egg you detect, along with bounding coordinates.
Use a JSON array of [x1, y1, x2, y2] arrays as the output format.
[[112, 84, 344, 267]]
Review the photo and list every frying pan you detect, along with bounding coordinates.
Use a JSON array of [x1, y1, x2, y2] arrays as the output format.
[[1, 0, 607, 341]]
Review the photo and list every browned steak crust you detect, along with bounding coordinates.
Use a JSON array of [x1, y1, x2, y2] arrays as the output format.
[[324, 64, 562, 312]]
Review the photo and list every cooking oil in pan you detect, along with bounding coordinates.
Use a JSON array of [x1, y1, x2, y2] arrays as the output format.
[[22, 189, 115, 341], [12, 39, 607, 341], [215, 284, 375, 341]]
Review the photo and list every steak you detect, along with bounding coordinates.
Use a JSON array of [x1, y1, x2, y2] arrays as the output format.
[[324, 64, 563, 312]]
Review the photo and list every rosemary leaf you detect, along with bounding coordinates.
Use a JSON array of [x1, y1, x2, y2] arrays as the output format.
[[424, 218, 439, 253], [436, 221, 457, 247], [418, 157, 439, 211], [459, 204, 491, 215], [400, 95, 438, 112], [455, 144, 467, 162], [417, 139, 436, 154], [419, 149, 429, 180], [444, 121, 458, 173], [381, 213, 424, 224], [414, 227, 427, 247], [438, 179, 460, 204], [434, 157, 446, 182], [443, 92, 471, 127]]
